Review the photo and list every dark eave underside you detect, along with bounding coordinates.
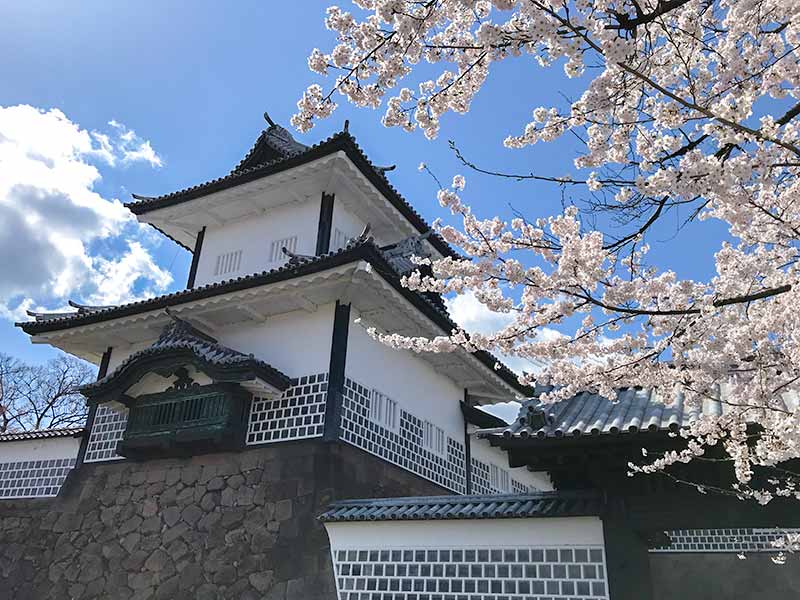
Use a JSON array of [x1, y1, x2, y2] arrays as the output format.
[[125, 131, 457, 259], [17, 241, 530, 397]]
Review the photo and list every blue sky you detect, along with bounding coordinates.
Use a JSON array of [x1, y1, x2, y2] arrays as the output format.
[[0, 1, 724, 365]]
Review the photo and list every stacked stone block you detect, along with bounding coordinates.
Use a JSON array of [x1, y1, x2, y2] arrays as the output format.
[[0, 441, 443, 600]]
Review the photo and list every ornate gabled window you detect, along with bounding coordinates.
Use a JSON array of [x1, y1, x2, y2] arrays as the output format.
[[80, 315, 291, 459]]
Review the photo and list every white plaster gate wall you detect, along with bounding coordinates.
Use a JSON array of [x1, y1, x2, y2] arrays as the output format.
[[325, 517, 609, 600], [0, 434, 80, 498]]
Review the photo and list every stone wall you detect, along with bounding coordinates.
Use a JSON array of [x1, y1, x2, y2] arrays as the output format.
[[0, 440, 444, 600]]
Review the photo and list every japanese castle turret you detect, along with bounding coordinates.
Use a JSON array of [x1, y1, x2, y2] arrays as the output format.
[[4, 117, 798, 600], [19, 117, 545, 496]]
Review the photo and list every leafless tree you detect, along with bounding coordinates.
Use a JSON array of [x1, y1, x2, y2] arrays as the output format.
[[0, 353, 95, 432]]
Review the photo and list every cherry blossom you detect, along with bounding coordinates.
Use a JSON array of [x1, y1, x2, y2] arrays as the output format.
[[298, 0, 800, 503]]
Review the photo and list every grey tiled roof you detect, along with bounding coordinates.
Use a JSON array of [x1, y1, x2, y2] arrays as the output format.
[[484, 388, 722, 440], [233, 123, 309, 172], [0, 427, 84, 442], [26, 301, 116, 323], [81, 316, 292, 393], [17, 241, 530, 396], [123, 130, 457, 259], [319, 492, 604, 523]]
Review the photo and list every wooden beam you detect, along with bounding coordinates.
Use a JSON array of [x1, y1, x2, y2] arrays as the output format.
[[296, 295, 318, 313], [237, 304, 268, 323], [187, 315, 216, 332], [75, 346, 113, 469], [463, 388, 473, 494], [186, 226, 206, 289], [288, 188, 306, 205], [207, 211, 226, 226], [357, 308, 385, 320], [316, 192, 335, 255], [323, 301, 351, 442]]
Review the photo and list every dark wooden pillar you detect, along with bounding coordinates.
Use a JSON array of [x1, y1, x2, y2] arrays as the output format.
[[463, 389, 473, 494], [75, 346, 112, 468], [323, 301, 351, 441], [186, 226, 206, 289], [316, 192, 335, 255], [602, 512, 654, 600]]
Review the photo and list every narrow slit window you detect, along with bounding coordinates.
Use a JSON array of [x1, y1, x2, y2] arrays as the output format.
[[422, 421, 446, 457], [332, 228, 349, 251], [213, 249, 242, 276], [490, 464, 510, 493], [369, 390, 399, 431], [268, 235, 298, 264]]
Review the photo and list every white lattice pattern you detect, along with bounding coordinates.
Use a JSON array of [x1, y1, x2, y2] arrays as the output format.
[[332, 545, 609, 600], [340, 375, 466, 493], [470, 456, 529, 495], [0, 457, 75, 498], [84, 403, 128, 463], [247, 373, 328, 445], [650, 528, 800, 553], [511, 478, 532, 494]]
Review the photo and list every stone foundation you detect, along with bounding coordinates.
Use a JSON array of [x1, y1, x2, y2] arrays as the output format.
[[0, 441, 444, 600]]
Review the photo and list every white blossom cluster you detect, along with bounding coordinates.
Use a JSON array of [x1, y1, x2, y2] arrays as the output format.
[[298, 1, 800, 502]]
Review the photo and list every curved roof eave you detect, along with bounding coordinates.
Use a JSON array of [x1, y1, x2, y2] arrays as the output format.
[[125, 132, 458, 259], [16, 242, 531, 397]]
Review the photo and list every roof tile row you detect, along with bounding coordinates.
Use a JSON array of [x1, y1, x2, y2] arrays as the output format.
[[319, 492, 604, 522], [0, 427, 84, 443]]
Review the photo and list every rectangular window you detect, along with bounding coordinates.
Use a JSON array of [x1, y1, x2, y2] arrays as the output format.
[[213, 249, 242, 277], [422, 421, 446, 457], [369, 390, 399, 431], [332, 228, 349, 251], [268, 235, 298, 264], [490, 464, 510, 493]]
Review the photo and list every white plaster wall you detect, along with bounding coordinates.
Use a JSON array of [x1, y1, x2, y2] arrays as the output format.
[[221, 304, 335, 377], [0, 436, 80, 463], [331, 201, 369, 250], [126, 367, 213, 397], [470, 434, 554, 492], [95, 306, 335, 394], [105, 342, 149, 374], [346, 310, 464, 440], [326, 516, 605, 548], [195, 197, 321, 287]]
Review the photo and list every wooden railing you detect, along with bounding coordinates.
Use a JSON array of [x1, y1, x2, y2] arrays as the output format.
[[117, 384, 249, 457], [126, 391, 228, 436]]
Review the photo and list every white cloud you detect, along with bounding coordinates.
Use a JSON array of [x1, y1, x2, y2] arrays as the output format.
[[0, 105, 173, 321], [106, 119, 163, 167], [445, 290, 559, 375], [478, 401, 522, 425]]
